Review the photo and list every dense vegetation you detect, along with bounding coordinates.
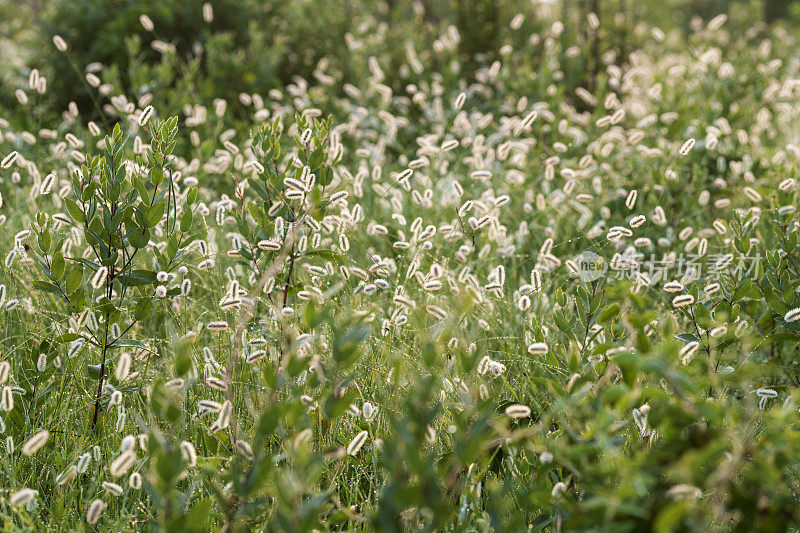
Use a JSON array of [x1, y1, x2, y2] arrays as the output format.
[[2, 0, 800, 530]]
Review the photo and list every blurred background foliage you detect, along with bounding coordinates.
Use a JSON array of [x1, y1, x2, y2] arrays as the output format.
[[1, 0, 799, 127]]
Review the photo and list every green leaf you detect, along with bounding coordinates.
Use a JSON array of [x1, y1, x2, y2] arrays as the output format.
[[71, 257, 102, 272], [65, 198, 84, 222], [118, 269, 157, 287], [133, 176, 150, 205], [174, 350, 192, 377], [301, 249, 341, 261], [180, 210, 192, 232], [32, 280, 62, 295], [597, 303, 620, 324], [51, 251, 66, 281], [54, 333, 79, 343], [39, 230, 51, 253], [87, 364, 103, 379], [694, 302, 712, 328], [127, 227, 150, 249], [675, 333, 700, 344], [150, 166, 163, 187], [86, 226, 109, 259], [111, 338, 147, 350], [134, 297, 153, 321], [69, 288, 85, 310], [309, 146, 325, 169], [146, 202, 166, 227], [736, 279, 762, 300]]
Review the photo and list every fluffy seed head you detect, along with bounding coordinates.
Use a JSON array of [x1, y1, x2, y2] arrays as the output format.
[[53, 35, 68, 52], [129, 472, 142, 489], [527, 342, 549, 355], [784, 308, 800, 323], [679, 138, 696, 156], [672, 294, 695, 307], [10, 488, 36, 507], [347, 430, 369, 456], [22, 430, 50, 456], [505, 404, 532, 418], [110, 450, 136, 477], [86, 499, 105, 524]]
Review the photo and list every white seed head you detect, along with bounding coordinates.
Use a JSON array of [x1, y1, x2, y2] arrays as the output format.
[[347, 430, 369, 456], [86, 499, 105, 524], [22, 429, 50, 456]]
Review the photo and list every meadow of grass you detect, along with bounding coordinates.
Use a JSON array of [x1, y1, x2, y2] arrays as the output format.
[[2, 2, 800, 531]]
